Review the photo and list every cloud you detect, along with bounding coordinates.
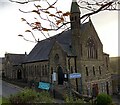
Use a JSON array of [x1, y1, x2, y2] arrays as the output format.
[[0, 0, 11, 9]]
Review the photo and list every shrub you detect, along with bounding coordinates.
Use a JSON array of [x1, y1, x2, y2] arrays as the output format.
[[96, 93, 112, 105], [1, 97, 10, 104], [64, 94, 85, 104], [8, 88, 54, 104]]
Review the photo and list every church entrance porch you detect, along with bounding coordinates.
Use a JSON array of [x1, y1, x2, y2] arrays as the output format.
[[57, 66, 64, 85]]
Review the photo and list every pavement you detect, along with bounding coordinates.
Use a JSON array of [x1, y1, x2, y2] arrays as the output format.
[[112, 95, 120, 105]]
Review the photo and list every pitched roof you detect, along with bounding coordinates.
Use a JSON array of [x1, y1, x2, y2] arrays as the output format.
[[24, 21, 92, 63], [5, 53, 26, 65]]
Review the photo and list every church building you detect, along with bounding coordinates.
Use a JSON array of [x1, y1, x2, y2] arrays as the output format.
[[22, 0, 112, 96]]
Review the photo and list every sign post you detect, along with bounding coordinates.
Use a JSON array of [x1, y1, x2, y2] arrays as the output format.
[[69, 73, 82, 94]]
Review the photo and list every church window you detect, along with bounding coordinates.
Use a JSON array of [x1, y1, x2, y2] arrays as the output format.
[[93, 66, 95, 76], [31, 66, 34, 76], [28, 66, 30, 75], [86, 38, 98, 59], [39, 64, 41, 76], [85, 67, 89, 76], [45, 65, 48, 76], [29, 66, 32, 75], [99, 66, 101, 75], [71, 66, 73, 73], [54, 54, 59, 64], [42, 65, 44, 76], [25, 66, 28, 77], [106, 57, 108, 70], [34, 65, 37, 76]]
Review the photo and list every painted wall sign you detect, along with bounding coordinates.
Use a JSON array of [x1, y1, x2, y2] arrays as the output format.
[[38, 82, 50, 90]]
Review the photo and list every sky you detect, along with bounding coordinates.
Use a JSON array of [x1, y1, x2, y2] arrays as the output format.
[[0, 0, 118, 57]]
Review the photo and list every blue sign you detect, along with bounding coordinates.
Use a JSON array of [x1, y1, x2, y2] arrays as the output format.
[[69, 73, 81, 79], [38, 82, 50, 90]]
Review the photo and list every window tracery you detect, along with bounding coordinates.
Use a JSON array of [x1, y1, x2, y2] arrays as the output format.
[[86, 37, 97, 59]]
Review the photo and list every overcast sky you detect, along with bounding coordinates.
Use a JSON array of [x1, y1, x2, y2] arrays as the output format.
[[0, 0, 118, 57]]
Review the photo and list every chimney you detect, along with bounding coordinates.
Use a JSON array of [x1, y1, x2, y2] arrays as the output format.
[[25, 52, 27, 55]]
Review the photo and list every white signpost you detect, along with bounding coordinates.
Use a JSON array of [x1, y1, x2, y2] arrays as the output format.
[[69, 73, 81, 79]]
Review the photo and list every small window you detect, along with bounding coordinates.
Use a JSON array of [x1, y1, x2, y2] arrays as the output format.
[[42, 65, 44, 76], [93, 66, 95, 76], [86, 67, 89, 76], [99, 66, 101, 75], [71, 66, 73, 73], [45, 65, 48, 76], [39, 64, 41, 76], [106, 57, 108, 70]]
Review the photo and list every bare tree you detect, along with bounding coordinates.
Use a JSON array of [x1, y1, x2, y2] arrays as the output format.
[[10, 0, 119, 42]]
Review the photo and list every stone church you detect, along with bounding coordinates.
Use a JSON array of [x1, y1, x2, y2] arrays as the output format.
[[20, 0, 112, 96]]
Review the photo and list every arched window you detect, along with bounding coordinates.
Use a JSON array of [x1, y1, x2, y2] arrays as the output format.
[[54, 54, 59, 64], [42, 65, 44, 76], [71, 66, 73, 73], [99, 66, 101, 75], [85, 67, 89, 76], [35, 65, 37, 76], [45, 65, 48, 76], [86, 37, 98, 59], [93, 66, 95, 76], [39, 64, 41, 76]]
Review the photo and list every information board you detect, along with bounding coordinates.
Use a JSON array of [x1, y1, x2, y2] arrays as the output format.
[[38, 82, 50, 90]]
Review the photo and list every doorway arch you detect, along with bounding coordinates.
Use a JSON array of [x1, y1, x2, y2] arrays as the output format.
[[57, 66, 64, 85], [17, 69, 22, 79]]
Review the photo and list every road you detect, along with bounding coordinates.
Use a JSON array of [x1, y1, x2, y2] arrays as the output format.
[[1, 80, 23, 97]]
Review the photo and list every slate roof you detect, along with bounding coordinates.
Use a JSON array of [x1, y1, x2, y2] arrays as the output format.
[[24, 21, 91, 63], [6, 53, 26, 65]]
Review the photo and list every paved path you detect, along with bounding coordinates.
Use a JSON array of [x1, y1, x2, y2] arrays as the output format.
[[2, 80, 23, 97], [112, 95, 120, 105]]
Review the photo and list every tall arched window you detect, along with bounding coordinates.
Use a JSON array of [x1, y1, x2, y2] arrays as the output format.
[[86, 37, 98, 59], [45, 65, 48, 76], [85, 67, 89, 76], [42, 65, 44, 76], [54, 54, 59, 64]]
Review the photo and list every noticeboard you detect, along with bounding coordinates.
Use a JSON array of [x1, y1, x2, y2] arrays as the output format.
[[38, 82, 50, 90]]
